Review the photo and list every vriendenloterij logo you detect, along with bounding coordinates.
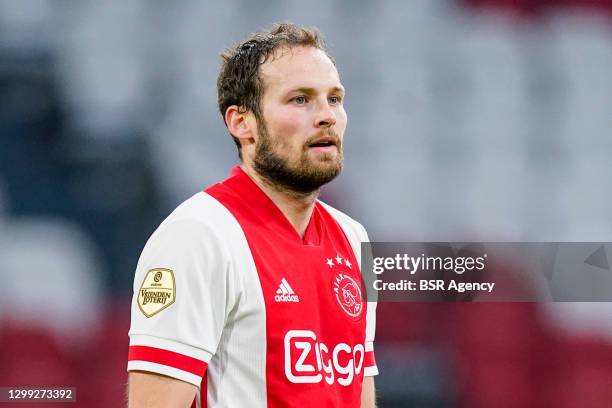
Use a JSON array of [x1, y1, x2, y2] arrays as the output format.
[[275, 278, 300, 303]]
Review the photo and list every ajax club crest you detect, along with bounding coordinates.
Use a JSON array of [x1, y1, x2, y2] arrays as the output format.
[[327, 254, 364, 319]]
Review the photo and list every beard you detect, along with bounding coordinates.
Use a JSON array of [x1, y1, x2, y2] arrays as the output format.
[[253, 119, 343, 195]]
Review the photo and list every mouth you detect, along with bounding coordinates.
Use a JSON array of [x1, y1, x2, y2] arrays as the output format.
[[307, 136, 338, 151]]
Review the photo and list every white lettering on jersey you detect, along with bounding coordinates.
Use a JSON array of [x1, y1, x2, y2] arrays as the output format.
[[295, 342, 315, 372], [284, 330, 364, 386], [284, 330, 322, 383]]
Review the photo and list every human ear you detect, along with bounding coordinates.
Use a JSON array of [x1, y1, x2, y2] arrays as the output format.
[[225, 106, 255, 143]]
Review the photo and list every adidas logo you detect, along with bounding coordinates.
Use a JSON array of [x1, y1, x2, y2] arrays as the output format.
[[275, 278, 299, 303]]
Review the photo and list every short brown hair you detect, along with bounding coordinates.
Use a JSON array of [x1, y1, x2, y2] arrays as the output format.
[[217, 22, 334, 158]]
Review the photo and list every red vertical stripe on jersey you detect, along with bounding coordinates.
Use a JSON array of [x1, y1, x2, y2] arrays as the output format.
[[128, 345, 207, 377]]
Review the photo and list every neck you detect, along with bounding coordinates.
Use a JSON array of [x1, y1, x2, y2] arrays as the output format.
[[240, 163, 318, 238]]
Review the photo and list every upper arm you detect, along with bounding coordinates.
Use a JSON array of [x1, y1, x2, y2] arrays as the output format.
[[127, 218, 237, 392], [361, 376, 376, 408], [128, 371, 197, 408]]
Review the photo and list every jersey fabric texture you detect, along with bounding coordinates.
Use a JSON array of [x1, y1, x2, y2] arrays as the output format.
[[128, 166, 377, 408]]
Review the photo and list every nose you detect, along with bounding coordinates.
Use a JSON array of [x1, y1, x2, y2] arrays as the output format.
[[314, 101, 336, 129]]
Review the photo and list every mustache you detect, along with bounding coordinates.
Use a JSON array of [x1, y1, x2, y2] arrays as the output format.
[[304, 130, 342, 148]]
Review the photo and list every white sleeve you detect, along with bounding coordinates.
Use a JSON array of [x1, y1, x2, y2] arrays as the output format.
[[358, 224, 379, 377], [127, 218, 237, 387]]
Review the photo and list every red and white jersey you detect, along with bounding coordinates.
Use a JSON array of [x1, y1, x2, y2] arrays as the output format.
[[128, 166, 377, 408]]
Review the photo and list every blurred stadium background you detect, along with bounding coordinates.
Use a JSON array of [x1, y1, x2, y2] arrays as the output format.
[[1, 0, 612, 406]]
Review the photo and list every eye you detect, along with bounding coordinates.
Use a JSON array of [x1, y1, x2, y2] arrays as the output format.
[[292, 95, 308, 105], [328, 96, 342, 105]]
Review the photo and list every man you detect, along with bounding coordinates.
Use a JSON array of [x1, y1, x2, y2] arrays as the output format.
[[127, 23, 377, 408]]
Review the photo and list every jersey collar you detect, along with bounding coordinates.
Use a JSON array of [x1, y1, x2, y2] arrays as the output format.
[[225, 166, 321, 246]]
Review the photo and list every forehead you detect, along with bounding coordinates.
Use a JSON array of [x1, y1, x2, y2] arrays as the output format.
[[259, 46, 342, 95]]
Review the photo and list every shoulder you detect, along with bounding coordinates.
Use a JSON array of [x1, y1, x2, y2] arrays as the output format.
[[134, 191, 251, 293], [152, 192, 241, 242], [318, 200, 369, 243], [162, 191, 235, 229], [140, 192, 246, 266]]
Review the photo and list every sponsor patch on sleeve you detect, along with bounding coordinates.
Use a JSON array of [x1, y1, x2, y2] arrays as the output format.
[[137, 268, 176, 317]]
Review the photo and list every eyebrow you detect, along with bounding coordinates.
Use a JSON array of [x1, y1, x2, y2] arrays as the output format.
[[288, 86, 345, 96]]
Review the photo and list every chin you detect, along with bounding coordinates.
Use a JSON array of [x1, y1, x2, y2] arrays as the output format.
[[307, 163, 343, 181], [308, 150, 342, 163], [307, 157, 341, 170]]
